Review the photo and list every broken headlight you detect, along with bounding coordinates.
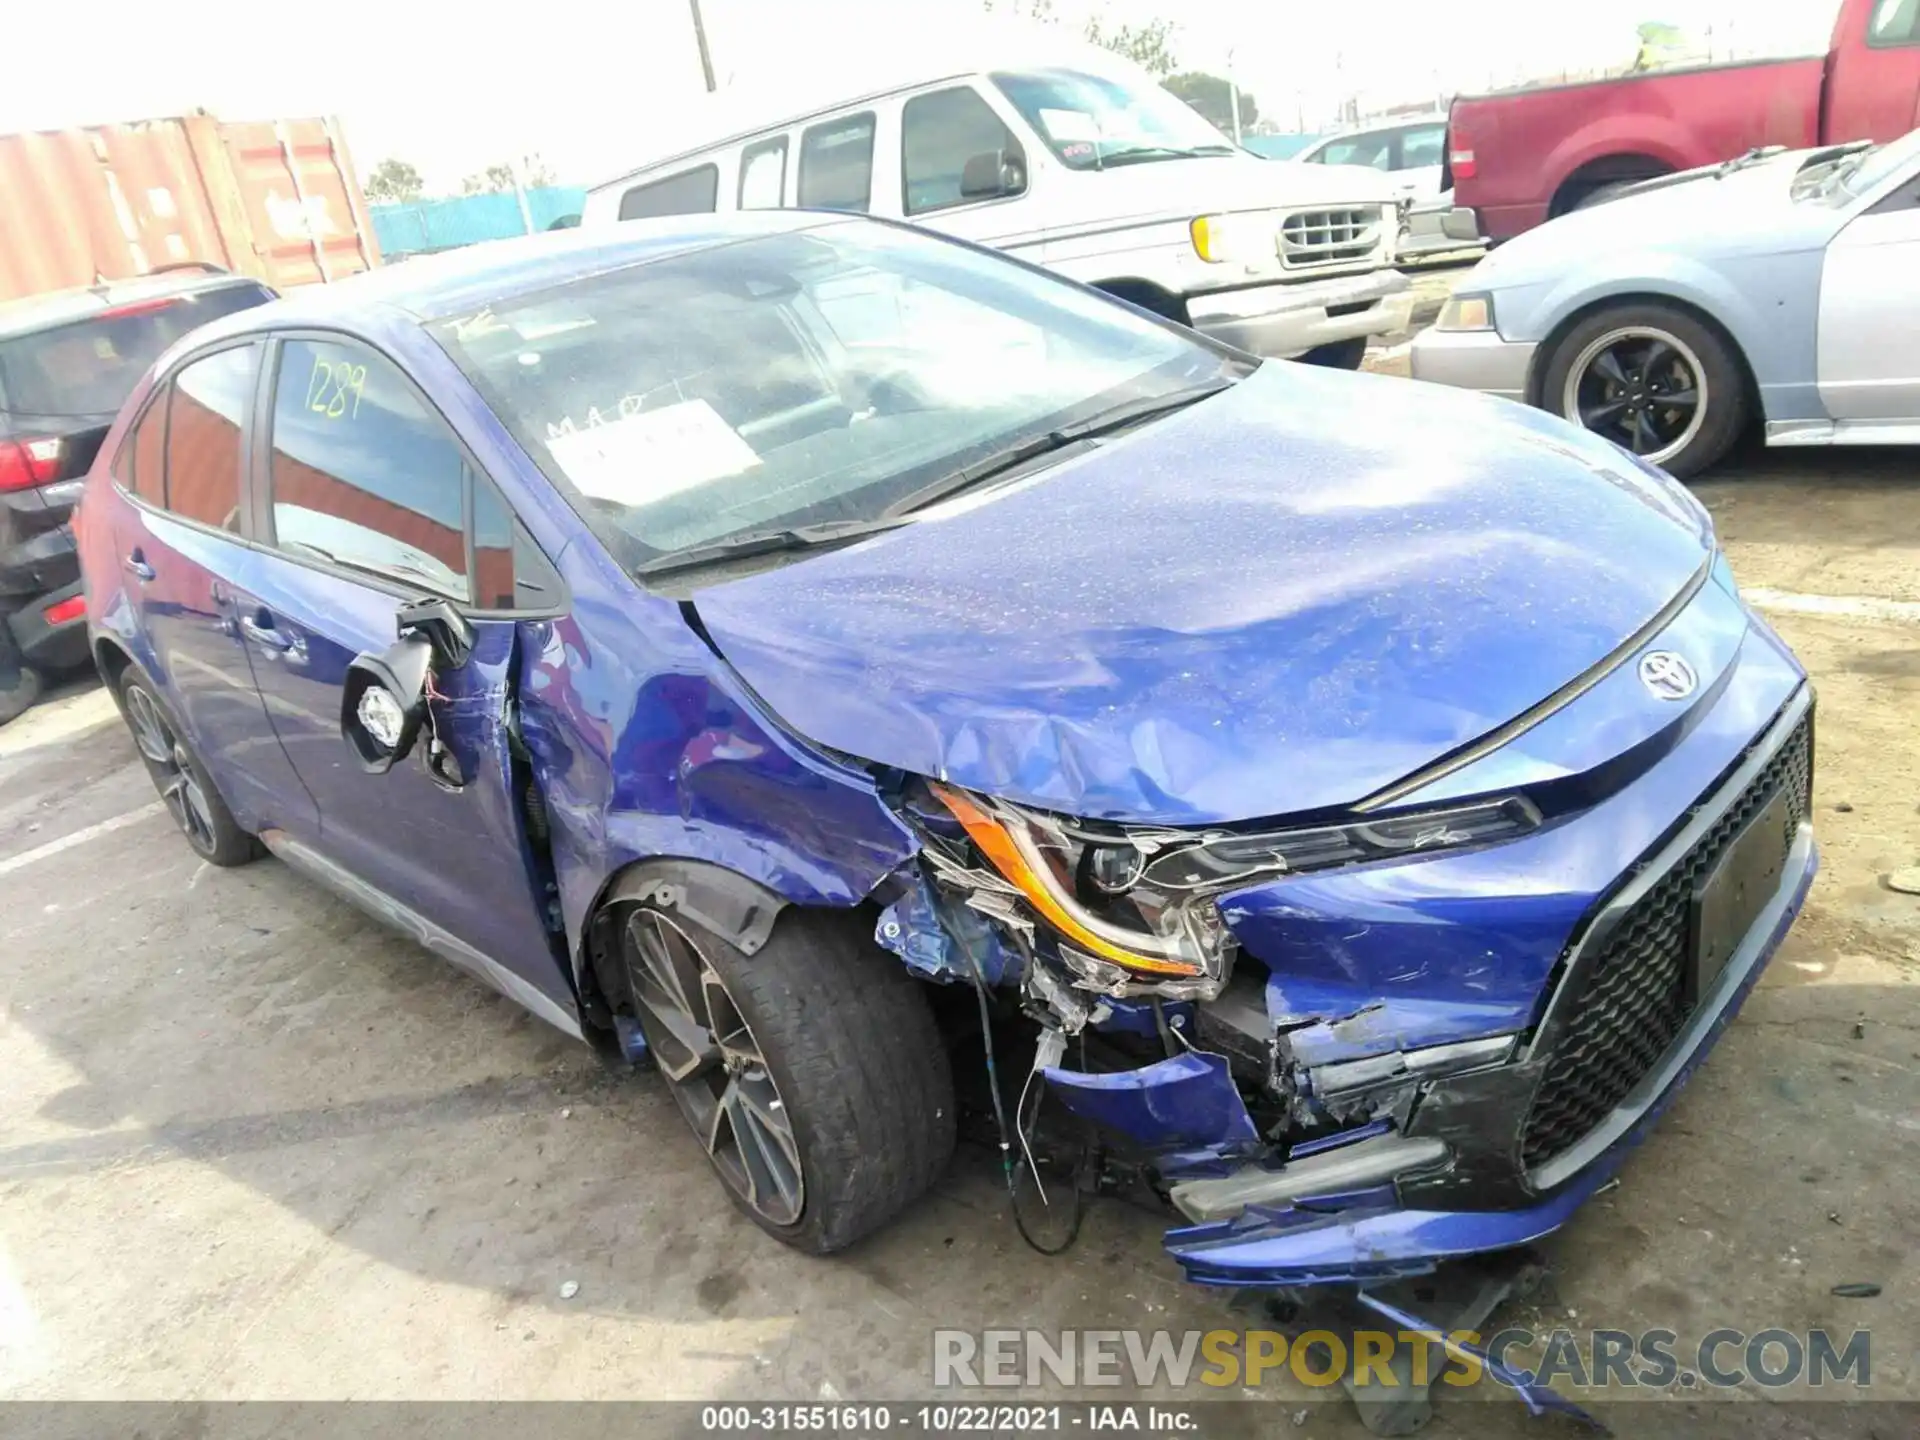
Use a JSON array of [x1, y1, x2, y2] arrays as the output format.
[[930, 785, 1542, 986]]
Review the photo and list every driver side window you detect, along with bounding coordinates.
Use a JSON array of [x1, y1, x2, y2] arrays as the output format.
[[264, 336, 562, 611], [268, 338, 470, 598]]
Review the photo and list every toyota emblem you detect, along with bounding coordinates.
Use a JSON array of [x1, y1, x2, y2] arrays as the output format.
[[1639, 651, 1698, 700]]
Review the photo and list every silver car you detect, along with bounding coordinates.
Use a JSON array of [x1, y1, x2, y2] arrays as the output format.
[[1411, 129, 1920, 477]]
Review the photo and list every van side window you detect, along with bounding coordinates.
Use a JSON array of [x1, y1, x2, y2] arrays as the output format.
[[165, 344, 262, 532], [797, 113, 875, 212], [739, 136, 788, 209], [903, 87, 1025, 215], [618, 165, 719, 221]]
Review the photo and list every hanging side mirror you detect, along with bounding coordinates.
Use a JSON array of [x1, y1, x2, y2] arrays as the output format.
[[338, 597, 475, 774]]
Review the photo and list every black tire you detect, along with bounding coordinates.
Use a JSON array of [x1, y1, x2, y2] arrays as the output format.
[[1299, 336, 1369, 370], [1538, 302, 1748, 479], [618, 904, 955, 1254], [118, 670, 262, 866], [1571, 179, 1639, 212]]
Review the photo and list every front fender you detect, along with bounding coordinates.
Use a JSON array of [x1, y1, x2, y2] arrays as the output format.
[[1504, 248, 1823, 418]]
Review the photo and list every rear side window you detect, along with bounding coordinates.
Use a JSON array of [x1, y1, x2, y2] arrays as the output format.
[[1319, 133, 1393, 170], [0, 283, 272, 421], [1871, 0, 1920, 45], [1401, 125, 1444, 169], [798, 113, 875, 212], [268, 337, 470, 598], [739, 137, 788, 209], [164, 344, 261, 532], [903, 87, 1025, 215], [122, 393, 170, 504], [618, 166, 719, 221]]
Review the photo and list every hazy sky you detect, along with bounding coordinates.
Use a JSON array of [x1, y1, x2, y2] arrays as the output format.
[[2, 0, 1843, 190]]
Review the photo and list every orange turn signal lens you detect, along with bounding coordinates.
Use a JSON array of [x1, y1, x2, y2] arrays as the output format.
[[930, 783, 1203, 978]]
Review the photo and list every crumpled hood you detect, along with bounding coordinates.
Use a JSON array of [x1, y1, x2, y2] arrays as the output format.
[[691, 363, 1713, 825]]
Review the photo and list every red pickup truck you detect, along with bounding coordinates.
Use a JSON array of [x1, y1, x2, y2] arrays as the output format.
[[1446, 0, 1920, 242]]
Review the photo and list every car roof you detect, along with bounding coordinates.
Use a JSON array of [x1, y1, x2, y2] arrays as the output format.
[[587, 28, 1158, 194], [0, 269, 268, 343], [186, 210, 841, 347]]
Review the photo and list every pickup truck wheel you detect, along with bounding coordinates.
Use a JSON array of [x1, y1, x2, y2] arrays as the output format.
[[1541, 304, 1747, 478], [620, 904, 955, 1254]]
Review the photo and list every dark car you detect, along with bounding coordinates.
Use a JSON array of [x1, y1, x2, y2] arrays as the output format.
[[0, 265, 275, 720], [76, 217, 1812, 1374]]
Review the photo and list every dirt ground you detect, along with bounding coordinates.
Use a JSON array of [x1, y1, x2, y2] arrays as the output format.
[[0, 428, 1915, 1434]]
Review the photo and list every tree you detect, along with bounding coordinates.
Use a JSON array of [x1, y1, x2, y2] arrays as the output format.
[[364, 158, 424, 204], [1163, 71, 1258, 132], [1083, 16, 1177, 78], [982, 2, 1178, 77], [459, 154, 558, 196]]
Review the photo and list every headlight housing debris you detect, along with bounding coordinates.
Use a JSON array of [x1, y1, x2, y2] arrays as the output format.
[[928, 784, 1541, 993]]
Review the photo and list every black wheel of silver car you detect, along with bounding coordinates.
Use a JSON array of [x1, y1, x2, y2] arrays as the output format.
[[119, 671, 261, 866], [615, 902, 955, 1253], [1541, 302, 1748, 479]]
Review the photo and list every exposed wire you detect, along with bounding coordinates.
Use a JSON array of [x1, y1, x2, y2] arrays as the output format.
[[958, 945, 1082, 1256]]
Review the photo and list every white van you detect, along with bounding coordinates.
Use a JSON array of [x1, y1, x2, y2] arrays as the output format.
[[582, 42, 1410, 367]]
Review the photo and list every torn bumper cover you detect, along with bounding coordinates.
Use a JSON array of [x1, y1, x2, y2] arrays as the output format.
[[1052, 824, 1815, 1287]]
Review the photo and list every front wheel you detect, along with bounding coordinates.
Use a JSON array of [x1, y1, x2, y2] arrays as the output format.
[[618, 904, 955, 1254], [1539, 303, 1748, 478]]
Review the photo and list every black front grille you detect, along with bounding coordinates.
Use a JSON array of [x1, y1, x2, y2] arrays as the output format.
[[1521, 711, 1813, 1170]]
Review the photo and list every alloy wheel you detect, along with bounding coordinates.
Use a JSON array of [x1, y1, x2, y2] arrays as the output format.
[[1561, 326, 1709, 465], [625, 910, 805, 1227], [125, 686, 218, 854]]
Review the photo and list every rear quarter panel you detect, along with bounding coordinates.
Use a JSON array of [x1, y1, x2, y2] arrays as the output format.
[[1454, 58, 1826, 240]]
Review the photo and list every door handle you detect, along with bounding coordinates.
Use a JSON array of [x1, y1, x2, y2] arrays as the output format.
[[239, 614, 297, 652], [124, 550, 155, 581]]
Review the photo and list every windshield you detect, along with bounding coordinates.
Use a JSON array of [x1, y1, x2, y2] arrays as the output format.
[[431, 221, 1239, 572], [991, 68, 1237, 170], [0, 284, 271, 423]]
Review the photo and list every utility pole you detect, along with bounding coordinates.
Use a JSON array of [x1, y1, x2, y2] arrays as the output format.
[[690, 0, 717, 93], [1226, 45, 1243, 144]]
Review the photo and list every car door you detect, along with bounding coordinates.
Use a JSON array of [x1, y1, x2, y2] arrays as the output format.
[[112, 341, 317, 835], [1817, 174, 1920, 426], [237, 330, 574, 1020]]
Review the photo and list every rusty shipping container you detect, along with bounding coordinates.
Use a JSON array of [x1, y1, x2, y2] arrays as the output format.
[[0, 113, 381, 303]]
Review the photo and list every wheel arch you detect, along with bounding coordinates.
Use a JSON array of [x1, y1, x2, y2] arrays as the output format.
[[1090, 277, 1191, 324], [1526, 290, 1760, 420], [92, 633, 135, 690], [1548, 153, 1676, 217], [575, 856, 795, 1042]]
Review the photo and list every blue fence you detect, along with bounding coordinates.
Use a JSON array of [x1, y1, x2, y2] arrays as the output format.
[[371, 188, 588, 258]]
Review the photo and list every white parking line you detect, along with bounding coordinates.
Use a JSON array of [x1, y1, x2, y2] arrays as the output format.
[[0, 802, 165, 879], [1746, 588, 1920, 624]]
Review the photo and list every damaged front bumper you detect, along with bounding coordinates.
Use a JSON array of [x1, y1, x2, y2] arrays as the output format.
[[1162, 827, 1811, 1285], [1044, 682, 1818, 1287]]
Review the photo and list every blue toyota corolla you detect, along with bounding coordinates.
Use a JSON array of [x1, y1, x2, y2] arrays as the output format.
[[76, 213, 1814, 1293]]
